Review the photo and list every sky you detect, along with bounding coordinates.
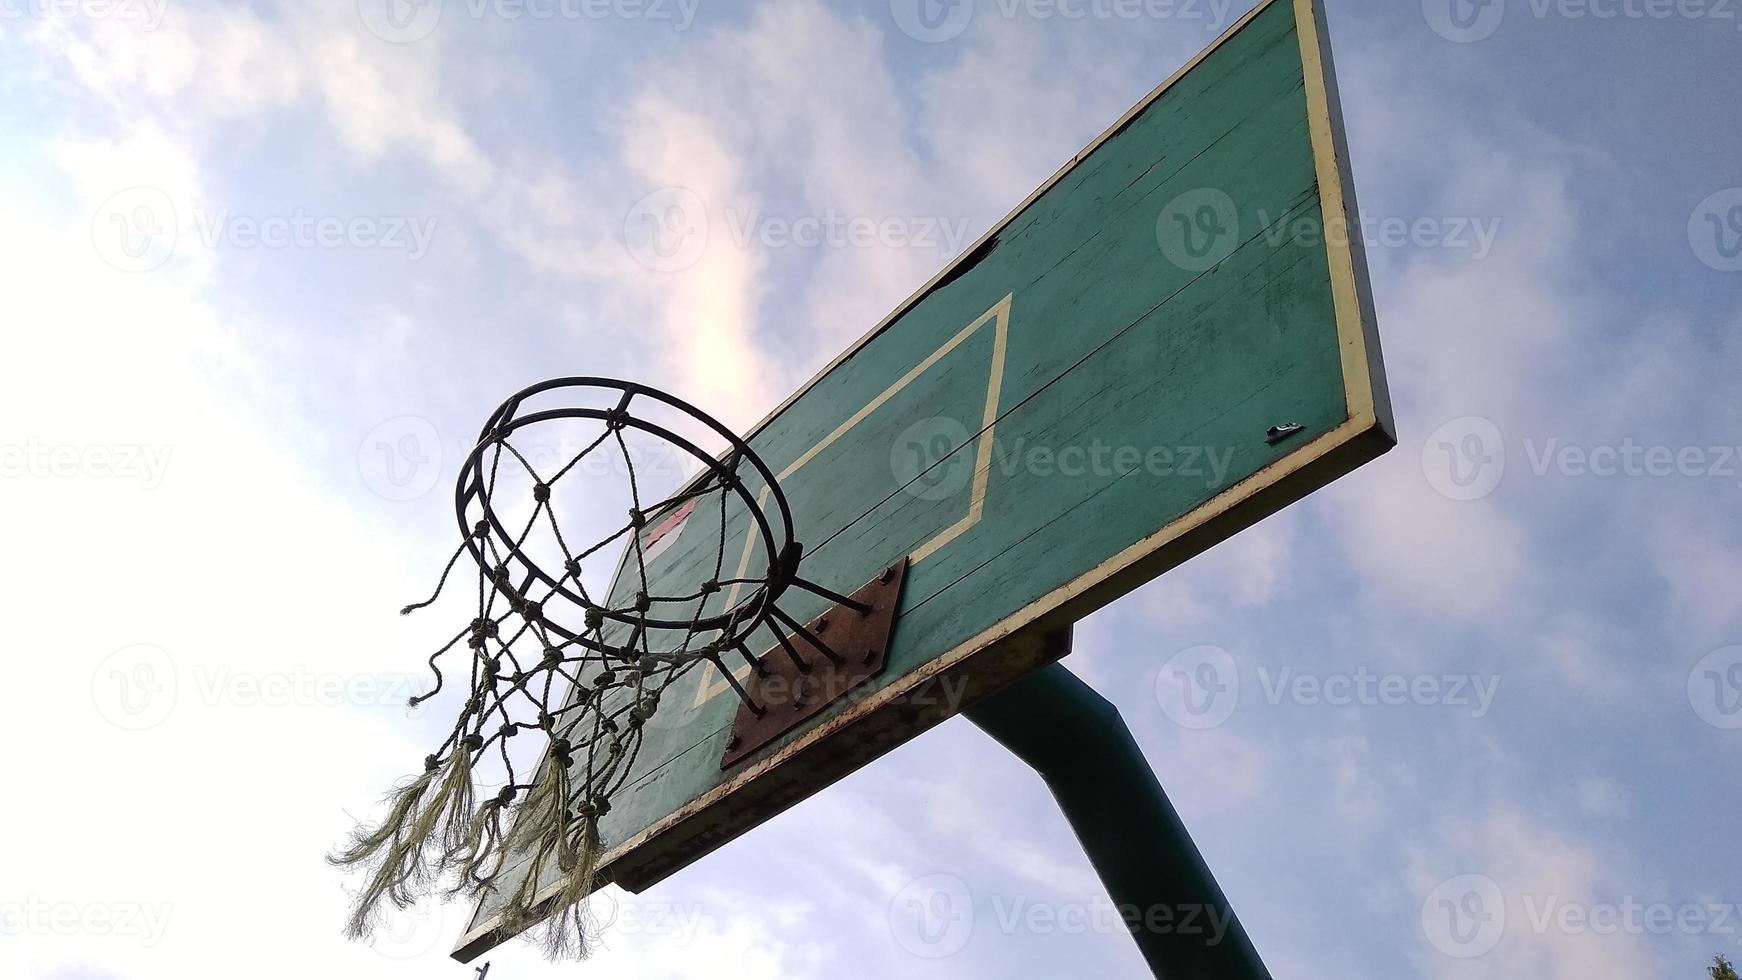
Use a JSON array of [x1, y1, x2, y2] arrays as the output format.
[[2, 0, 1740, 978]]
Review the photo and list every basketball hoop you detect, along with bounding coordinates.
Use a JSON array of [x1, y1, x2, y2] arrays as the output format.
[[330, 378, 877, 959]]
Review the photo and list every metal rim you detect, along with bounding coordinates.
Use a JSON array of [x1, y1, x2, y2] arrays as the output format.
[[453, 378, 796, 659]]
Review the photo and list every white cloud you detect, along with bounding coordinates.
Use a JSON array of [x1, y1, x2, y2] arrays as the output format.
[[0, 162, 478, 980], [1407, 809, 1662, 979], [1135, 514, 1298, 627], [1536, 612, 1631, 703], [1331, 458, 1528, 619]]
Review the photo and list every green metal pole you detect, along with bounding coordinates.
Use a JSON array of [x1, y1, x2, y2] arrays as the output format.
[[962, 649, 1273, 979]]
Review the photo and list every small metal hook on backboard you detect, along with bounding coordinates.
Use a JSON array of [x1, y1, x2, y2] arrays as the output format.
[[1266, 422, 1306, 445]]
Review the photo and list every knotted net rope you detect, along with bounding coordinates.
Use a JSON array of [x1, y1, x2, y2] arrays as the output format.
[[330, 385, 788, 959]]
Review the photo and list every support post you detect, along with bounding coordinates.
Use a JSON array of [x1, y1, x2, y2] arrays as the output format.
[[963, 649, 1273, 980]]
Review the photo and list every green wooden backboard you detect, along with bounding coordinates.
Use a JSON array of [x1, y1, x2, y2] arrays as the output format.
[[457, 0, 1391, 957]]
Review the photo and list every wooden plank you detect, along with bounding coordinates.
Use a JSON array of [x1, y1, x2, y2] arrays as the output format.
[[456, 0, 1390, 957]]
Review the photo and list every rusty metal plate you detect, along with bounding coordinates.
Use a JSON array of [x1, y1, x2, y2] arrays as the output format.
[[720, 558, 908, 769]]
